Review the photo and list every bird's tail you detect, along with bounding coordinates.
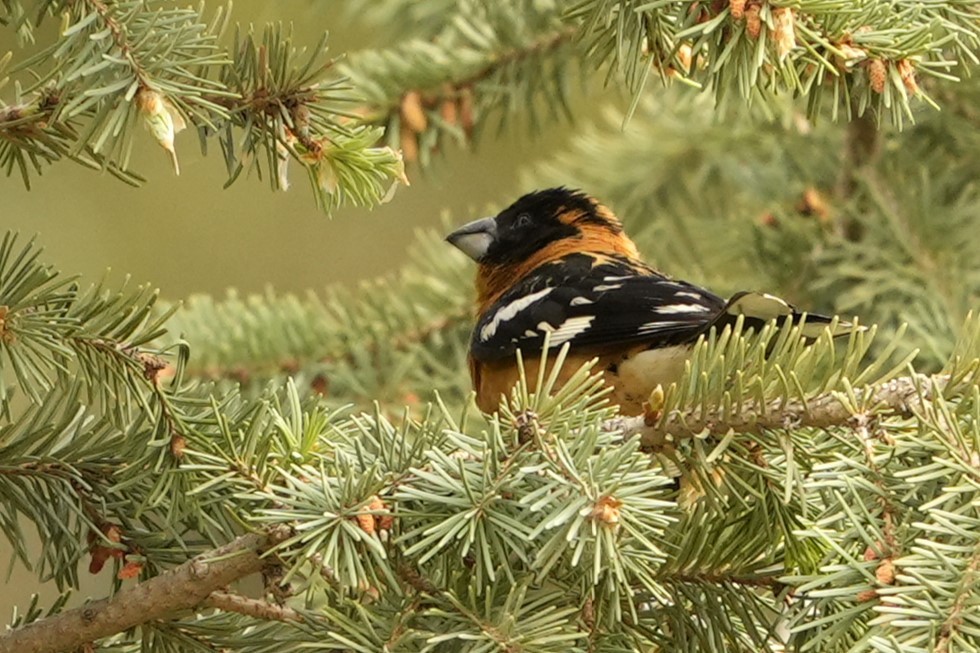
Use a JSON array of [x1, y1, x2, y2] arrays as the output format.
[[712, 291, 857, 339]]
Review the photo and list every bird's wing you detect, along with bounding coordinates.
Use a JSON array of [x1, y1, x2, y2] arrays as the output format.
[[470, 254, 728, 361]]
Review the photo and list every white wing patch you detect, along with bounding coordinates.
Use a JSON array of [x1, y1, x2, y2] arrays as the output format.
[[480, 287, 553, 342], [570, 296, 594, 306], [656, 303, 711, 314], [593, 283, 623, 292], [540, 316, 596, 346], [637, 320, 687, 333], [676, 291, 704, 300]]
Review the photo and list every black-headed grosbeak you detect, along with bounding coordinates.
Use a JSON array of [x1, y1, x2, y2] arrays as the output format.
[[447, 187, 850, 415]]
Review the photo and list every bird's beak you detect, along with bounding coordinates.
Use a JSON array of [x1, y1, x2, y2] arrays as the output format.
[[446, 217, 497, 262]]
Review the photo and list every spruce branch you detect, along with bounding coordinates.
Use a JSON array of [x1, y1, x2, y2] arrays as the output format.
[[932, 540, 980, 653], [567, 0, 980, 126], [203, 590, 303, 623], [610, 372, 950, 448], [164, 230, 475, 407], [341, 0, 579, 165], [82, 0, 153, 88], [0, 4, 405, 212], [0, 528, 289, 653]]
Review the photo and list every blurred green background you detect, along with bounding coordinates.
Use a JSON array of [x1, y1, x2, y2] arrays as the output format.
[[0, 0, 583, 615], [1, 1, 574, 299]]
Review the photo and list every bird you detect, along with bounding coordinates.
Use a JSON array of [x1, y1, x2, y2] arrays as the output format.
[[446, 187, 852, 415]]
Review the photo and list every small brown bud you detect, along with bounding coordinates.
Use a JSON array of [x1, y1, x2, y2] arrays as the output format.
[[582, 596, 596, 629], [896, 59, 919, 95], [117, 560, 143, 580], [356, 496, 386, 535], [875, 559, 896, 585], [592, 495, 622, 525], [440, 97, 458, 126], [378, 512, 395, 531], [137, 352, 168, 384], [730, 0, 747, 20], [170, 434, 186, 459], [310, 373, 330, 397], [356, 511, 375, 535], [292, 104, 311, 141], [759, 212, 778, 227], [514, 410, 539, 445], [400, 129, 419, 163], [868, 59, 887, 94], [88, 524, 125, 574], [0, 305, 14, 344], [856, 589, 877, 602], [863, 545, 879, 561], [745, 4, 762, 39], [797, 187, 830, 223], [399, 91, 428, 134], [105, 524, 123, 544]]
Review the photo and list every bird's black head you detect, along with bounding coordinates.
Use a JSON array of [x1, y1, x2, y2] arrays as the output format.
[[446, 187, 623, 266]]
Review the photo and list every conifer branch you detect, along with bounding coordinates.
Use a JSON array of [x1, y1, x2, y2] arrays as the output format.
[[0, 529, 289, 653], [341, 2, 579, 164], [0, 5, 405, 210], [610, 373, 949, 448], [365, 26, 576, 115], [84, 0, 151, 87], [571, 0, 980, 125], [203, 591, 303, 623], [934, 543, 980, 653]]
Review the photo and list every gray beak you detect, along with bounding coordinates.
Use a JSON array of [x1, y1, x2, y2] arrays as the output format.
[[446, 217, 497, 262]]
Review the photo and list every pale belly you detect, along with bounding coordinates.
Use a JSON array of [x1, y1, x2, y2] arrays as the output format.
[[605, 345, 690, 414]]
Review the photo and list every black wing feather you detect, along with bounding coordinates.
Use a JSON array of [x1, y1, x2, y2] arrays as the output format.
[[471, 254, 726, 361]]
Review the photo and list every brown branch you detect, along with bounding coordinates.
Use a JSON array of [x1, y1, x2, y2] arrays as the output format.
[[0, 529, 289, 653], [85, 0, 150, 87], [934, 543, 980, 653], [606, 374, 948, 449], [204, 590, 303, 623]]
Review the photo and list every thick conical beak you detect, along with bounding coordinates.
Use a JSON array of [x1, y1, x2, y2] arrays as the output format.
[[446, 217, 497, 262]]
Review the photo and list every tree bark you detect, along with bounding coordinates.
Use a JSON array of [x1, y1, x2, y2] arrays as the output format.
[[0, 529, 287, 653]]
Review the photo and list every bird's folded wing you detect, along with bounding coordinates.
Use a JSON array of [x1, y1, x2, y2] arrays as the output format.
[[470, 262, 727, 361]]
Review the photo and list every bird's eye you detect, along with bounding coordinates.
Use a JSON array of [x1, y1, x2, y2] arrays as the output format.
[[516, 213, 532, 228]]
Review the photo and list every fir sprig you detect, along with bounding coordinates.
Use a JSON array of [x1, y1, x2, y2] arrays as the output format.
[[0, 3, 406, 212]]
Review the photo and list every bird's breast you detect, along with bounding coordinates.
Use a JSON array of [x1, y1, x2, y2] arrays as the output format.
[[471, 344, 692, 416]]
